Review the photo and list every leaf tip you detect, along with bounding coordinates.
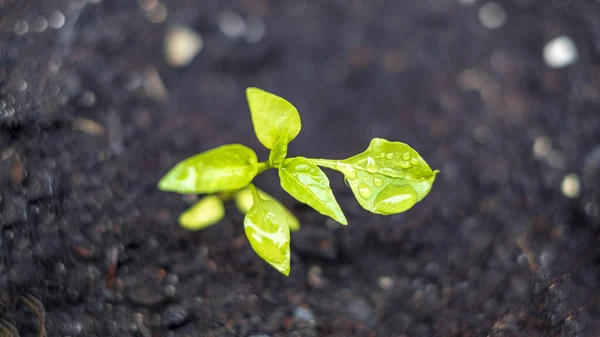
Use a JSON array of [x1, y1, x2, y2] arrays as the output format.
[[246, 87, 261, 98], [280, 265, 291, 276]]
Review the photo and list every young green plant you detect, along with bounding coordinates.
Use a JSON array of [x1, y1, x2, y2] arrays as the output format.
[[159, 88, 438, 275]]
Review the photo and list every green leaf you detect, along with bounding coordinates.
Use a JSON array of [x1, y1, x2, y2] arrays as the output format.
[[244, 185, 291, 275], [158, 144, 259, 194], [279, 157, 347, 225], [179, 195, 225, 231], [234, 187, 300, 232], [268, 134, 288, 167], [246, 87, 301, 150], [314, 138, 438, 215]]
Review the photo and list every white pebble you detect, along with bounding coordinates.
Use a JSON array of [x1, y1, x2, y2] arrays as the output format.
[[48, 11, 66, 29], [378, 276, 394, 290], [543, 36, 578, 69], [478, 2, 506, 29], [164, 25, 203, 67], [244, 17, 266, 43], [31, 16, 48, 33], [533, 136, 551, 158], [14, 20, 29, 35], [218, 11, 247, 38], [561, 173, 580, 199]]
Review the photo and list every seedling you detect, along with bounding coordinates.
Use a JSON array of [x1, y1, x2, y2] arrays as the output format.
[[159, 88, 438, 275]]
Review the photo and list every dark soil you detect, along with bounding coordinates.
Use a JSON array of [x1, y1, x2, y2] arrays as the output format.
[[2, 0, 600, 336]]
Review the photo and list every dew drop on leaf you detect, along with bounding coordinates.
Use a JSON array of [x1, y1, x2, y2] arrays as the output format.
[[379, 153, 386, 158], [410, 158, 419, 166], [373, 177, 383, 187], [358, 183, 372, 199], [345, 167, 357, 180], [400, 161, 410, 168], [365, 157, 378, 173], [402, 152, 410, 160], [386, 153, 395, 159]]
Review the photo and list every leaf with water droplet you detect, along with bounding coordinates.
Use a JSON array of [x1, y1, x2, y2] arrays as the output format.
[[179, 195, 225, 231], [158, 144, 259, 194], [312, 138, 438, 215], [246, 87, 301, 150], [279, 157, 347, 225], [243, 185, 291, 275], [234, 186, 300, 232]]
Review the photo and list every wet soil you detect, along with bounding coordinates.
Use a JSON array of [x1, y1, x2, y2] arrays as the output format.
[[2, 0, 600, 336]]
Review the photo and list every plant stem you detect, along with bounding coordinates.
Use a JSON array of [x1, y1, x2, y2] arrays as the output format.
[[256, 161, 270, 174]]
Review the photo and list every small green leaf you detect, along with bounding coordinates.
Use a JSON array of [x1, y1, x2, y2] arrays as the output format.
[[158, 144, 258, 194], [179, 195, 225, 231], [268, 134, 288, 167], [234, 187, 300, 232], [244, 185, 291, 275], [279, 157, 347, 225], [314, 138, 437, 215], [246, 87, 301, 150]]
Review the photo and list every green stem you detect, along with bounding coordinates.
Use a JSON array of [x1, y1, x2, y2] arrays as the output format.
[[256, 161, 270, 174], [306, 158, 353, 175]]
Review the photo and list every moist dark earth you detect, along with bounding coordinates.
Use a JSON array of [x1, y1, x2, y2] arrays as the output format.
[[2, 0, 600, 336]]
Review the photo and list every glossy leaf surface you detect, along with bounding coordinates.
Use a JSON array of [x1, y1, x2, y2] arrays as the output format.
[[244, 185, 291, 275], [179, 195, 225, 230], [279, 157, 347, 225], [315, 138, 437, 215], [234, 187, 300, 232], [246, 87, 301, 149], [158, 144, 258, 194]]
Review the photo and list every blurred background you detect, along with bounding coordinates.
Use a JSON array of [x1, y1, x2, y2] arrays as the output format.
[[1, 0, 600, 336]]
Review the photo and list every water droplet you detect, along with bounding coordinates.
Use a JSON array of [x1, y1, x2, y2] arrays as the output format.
[[373, 177, 383, 187], [400, 161, 410, 168], [365, 157, 378, 173], [345, 167, 357, 180], [410, 158, 419, 166], [379, 153, 386, 158], [358, 184, 372, 199], [386, 153, 394, 159], [402, 152, 410, 160]]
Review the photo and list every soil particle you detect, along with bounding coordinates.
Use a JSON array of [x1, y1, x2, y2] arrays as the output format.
[[161, 304, 190, 329], [346, 297, 375, 326]]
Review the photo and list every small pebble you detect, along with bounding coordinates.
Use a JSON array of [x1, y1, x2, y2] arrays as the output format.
[[543, 36, 578, 69], [161, 305, 189, 329], [307, 265, 326, 289], [533, 136, 551, 158], [127, 285, 166, 306], [31, 16, 48, 32], [48, 11, 66, 29], [164, 284, 176, 297], [164, 25, 203, 67], [14, 20, 29, 35], [561, 173, 580, 199], [478, 2, 506, 29], [346, 297, 374, 325], [540, 251, 554, 267], [294, 306, 314, 322], [218, 11, 247, 38], [378, 276, 394, 290]]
